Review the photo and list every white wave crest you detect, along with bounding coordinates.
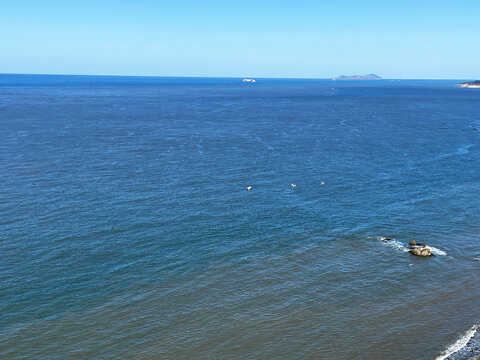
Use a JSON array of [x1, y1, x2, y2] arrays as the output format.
[[426, 246, 447, 256], [377, 237, 447, 256], [379, 238, 409, 253], [434, 324, 479, 360]]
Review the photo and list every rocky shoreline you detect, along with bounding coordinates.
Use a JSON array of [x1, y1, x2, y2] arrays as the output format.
[[434, 324, 480, 360], [378, 237, 478, 359], [459, 80, 480, 88]]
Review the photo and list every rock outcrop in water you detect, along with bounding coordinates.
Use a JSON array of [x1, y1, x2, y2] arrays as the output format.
[[380, 237, 438, 257], [408, 241, 435, 257], [409, 247, 434, 257], [409, 240, 426, 247]]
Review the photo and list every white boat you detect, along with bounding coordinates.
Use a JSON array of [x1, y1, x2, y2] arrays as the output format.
[[242, 78, 256, 83]]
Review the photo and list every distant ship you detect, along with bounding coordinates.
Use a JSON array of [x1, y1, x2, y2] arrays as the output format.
[[242, 79, 256, 83]]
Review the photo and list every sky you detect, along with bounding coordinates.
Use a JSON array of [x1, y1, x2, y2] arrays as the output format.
[[1, 0, 479, 79]]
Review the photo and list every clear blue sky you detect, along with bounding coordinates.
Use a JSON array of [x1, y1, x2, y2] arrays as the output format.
[[1, 0, 478, 79]]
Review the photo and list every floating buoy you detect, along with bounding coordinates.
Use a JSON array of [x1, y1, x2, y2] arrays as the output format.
[[291, 183, 297, 188], [246, 186, 252, 191]]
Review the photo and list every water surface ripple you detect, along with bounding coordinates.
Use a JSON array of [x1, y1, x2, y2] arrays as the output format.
[[1, 75, 479, 359]]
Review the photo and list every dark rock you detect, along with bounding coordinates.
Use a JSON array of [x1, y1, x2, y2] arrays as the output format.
[[409, 240, 416, 246], [416, 242, 426, 247]]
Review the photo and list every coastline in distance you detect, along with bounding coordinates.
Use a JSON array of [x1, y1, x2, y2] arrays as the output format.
[[459, 80, 480, 88], [333, 73, 382, 80]]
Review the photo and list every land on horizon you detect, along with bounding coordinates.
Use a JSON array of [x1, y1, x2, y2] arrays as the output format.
[[1, 72, 479, 82], [459, 80, 480, 88], [333, 74, 382, 80]]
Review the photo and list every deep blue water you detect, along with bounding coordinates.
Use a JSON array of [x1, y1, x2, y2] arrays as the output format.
[[1, 74, 479, 359]]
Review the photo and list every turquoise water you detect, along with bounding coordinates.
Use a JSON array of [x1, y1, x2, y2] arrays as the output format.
[[1, 74, 479, 359]]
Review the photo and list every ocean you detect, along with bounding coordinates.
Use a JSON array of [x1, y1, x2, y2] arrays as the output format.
[[1, 74, 479, 359]]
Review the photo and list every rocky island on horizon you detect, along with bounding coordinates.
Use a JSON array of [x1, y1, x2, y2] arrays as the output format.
[[333, 73, 382, 80], [459, 80, 480, 88]]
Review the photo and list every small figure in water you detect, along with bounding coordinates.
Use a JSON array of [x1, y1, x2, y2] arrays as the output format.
[[246, 186, 252, 191], [291, 183, 297, 188]]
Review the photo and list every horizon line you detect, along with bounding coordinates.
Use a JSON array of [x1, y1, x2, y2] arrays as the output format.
[[0, 72, 475, 81]]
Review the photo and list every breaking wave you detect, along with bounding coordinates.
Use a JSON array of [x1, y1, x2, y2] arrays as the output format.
[[427, 246, 447, 256], [434, 324, 479, 360]]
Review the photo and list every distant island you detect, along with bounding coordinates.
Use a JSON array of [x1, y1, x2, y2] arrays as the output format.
[[459, 80, 480, 88], [333, 74, 382, 80]]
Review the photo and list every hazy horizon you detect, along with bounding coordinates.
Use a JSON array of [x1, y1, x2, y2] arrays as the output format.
[[0, 72, 477, 81]]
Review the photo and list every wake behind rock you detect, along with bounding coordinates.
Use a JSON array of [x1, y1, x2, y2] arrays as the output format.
[[377, 237, 446, 256]]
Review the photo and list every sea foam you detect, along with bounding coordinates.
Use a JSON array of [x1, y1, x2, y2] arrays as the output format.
[[379, 238, 409, 253], [426, 246, 447, 256], [434, 324, 479, 360], [377, 237, 447, 256]]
